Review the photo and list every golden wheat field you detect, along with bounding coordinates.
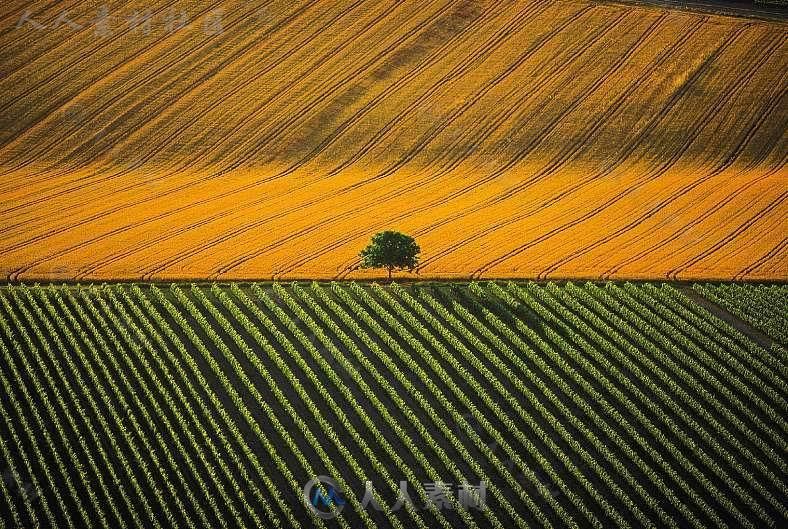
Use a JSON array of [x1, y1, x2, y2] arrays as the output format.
[[0, 0, 785, 281]]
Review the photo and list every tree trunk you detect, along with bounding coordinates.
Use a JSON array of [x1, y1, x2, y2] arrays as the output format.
[[387, 266, 392, 281]]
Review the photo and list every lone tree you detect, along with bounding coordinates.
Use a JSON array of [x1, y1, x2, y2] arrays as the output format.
[[360, 231, 420, 280]]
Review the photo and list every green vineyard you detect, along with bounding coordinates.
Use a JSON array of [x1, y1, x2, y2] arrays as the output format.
[[0, 281, 785, 529], [694, 283, 788, 346]]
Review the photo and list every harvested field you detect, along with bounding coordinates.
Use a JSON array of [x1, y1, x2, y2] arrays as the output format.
[[0, 0, 786, 281]]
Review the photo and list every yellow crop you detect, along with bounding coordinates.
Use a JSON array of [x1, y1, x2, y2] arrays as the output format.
[[0, 0, 785, 281]]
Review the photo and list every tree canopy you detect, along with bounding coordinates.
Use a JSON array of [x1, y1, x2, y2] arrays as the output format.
[[359, 231, 420, 280]]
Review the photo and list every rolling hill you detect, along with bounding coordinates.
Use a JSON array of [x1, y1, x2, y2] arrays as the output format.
[[0, 0, 786, 281]]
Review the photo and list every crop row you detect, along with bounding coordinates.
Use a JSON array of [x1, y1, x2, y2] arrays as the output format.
[[0, 282, 784, 529]]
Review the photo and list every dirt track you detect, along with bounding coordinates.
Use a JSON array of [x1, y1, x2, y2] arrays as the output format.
[[601, 0, 788, 20]]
